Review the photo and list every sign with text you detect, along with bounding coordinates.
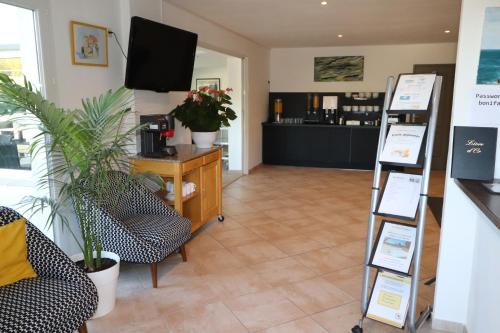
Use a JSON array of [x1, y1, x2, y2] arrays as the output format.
[[451, 126, 497, 181], [471, 88, 500, 127]]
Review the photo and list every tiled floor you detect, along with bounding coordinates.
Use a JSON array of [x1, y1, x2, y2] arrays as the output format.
[[88, 165, 446, 333]]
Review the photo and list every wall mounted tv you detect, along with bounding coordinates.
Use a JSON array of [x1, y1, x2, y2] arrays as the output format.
[[125, 16, 198, 92]]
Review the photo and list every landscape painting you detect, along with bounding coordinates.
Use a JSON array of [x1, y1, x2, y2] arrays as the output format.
[[477, 7, 500, 85], [314, 56, 364, 82]]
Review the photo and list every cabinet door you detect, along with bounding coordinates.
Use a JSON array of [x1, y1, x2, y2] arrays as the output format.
[[350, 127, 380, 169], [201, 161, 219, 222]]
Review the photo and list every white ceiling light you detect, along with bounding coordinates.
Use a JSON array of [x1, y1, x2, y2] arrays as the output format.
[[321, 1, 327, 5], [444, 30, 451, 34], [337, 34, 343, 38]]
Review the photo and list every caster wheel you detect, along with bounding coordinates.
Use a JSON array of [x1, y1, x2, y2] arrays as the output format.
[[351, 325, 363, 333], [218, 215, 225, 222]]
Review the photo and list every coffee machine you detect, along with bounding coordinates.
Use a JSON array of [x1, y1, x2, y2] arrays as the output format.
[[140, 114, 176, 157]]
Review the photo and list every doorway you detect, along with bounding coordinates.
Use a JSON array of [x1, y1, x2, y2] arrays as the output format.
[[413, 64, 456, 170], [0, 1, 51, 237], [192, 47, 244, 186]]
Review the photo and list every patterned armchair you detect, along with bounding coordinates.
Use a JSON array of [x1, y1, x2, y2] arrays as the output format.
[[81, 171, 192, 288], [0, 207, 98, 333]]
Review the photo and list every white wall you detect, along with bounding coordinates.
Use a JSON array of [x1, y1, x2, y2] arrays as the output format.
[[433, 1, 500, 332], [270, 43, 457, 92], [49, 0, 125, 109], [163, 2, 270, 172]]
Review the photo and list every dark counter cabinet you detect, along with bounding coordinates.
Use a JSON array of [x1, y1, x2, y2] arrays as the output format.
[[262, 123, 379, 170]]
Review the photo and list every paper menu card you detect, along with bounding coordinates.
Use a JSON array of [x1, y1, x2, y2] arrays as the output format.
[[367, 271, 412, 328], [377, 173, 422, 220], [390, 74, 436, 111], [370, 221, 416, 274], [379, 125, 426, 166]]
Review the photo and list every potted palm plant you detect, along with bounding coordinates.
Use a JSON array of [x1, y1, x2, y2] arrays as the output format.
[[171, 86, 237, 148], [0, 74, 156, 318]]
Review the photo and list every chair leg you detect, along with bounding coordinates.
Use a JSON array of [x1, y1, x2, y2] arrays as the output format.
[[180, 244, 187, 262], [150, 262, 158, 288], [78, 323, 88, 333]]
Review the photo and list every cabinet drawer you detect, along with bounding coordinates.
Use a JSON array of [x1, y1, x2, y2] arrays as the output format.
[[182, 158, 203, 173], [203, 151, 219, 165]]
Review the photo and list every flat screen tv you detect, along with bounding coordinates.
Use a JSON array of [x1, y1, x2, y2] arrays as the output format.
[[125, 16, 198, 92]]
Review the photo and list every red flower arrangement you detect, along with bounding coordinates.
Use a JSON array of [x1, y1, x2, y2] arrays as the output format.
[[170, 86, 237, 132]]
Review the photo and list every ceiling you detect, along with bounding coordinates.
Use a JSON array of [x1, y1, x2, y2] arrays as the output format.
[[167, 0, 461, 47]]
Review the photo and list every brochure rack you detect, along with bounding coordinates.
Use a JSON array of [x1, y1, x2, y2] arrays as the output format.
[[352, 75, 443, 333]]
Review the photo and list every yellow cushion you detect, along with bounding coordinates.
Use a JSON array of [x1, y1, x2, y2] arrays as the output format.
[[0, 218, 37, 286]]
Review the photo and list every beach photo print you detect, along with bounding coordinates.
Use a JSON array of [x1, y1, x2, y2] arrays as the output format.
[[477, 8, 500, 85]]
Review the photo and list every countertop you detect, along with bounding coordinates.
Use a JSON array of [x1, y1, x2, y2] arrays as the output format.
[[455, 179, 500, 230], [262, 122, 380, 129], [129, 144, 221, 163]]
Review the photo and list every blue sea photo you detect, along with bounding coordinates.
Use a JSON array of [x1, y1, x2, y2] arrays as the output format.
[[477, 8, 500, 85]]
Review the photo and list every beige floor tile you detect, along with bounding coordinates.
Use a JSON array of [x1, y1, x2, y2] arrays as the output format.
[[101, 165, 444, 332], [251, 257, 318, 286], [211, 228, 263, 248], [225, 289, 306, 332], [260, 317, 328, 333], [262, 207, 308, 220], [230, 240, 288, 265], [273, 235, 327, 256], [311, 301, 364, 333], [249, 222, 297, 240], [295, 248, 358, 274], [164, 301, 249, 333], [192, 248, 246, 274], [279, 276, 354, 314], [202, 267, 273, 299]]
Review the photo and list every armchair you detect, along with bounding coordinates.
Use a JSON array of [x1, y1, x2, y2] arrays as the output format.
[[0, 207, 98, 333], [81, 171, 192, 288]]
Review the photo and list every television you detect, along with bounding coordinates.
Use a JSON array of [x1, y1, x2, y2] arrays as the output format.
[[125, 16, 198, 92]]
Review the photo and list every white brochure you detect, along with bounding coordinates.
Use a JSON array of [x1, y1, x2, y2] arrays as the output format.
[[367, 271, 412, 328], [390, 74, 436, 111], [380, 125, 426, 165], [377, 172, 422, 219], [370, 221, 416, 274]]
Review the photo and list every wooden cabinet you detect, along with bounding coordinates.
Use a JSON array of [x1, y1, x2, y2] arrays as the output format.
[[130, 145, 223, 232], [201, 161, 219, 222]]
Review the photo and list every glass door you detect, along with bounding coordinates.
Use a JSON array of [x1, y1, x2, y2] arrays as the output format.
[[0, 2, 51, 238]]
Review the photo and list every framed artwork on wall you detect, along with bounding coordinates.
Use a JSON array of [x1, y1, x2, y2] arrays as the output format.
[[70, 20, 108, 67], [196, 78, 220, 90], [314, 56, 364, 82]]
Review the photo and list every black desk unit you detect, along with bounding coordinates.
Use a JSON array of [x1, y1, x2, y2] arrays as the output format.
[[262, 123, 380, 170]]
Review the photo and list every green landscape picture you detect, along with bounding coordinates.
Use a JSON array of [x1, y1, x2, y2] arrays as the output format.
[[314, 56, 364, 82]]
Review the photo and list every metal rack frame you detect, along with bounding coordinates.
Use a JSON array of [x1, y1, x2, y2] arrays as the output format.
[[353, 75, 443, 333]]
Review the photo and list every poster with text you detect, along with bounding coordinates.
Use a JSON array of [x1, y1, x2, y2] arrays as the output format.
[[367, 271, 412, 328], [477, 8, 500, 85], [370, 221, 417, 274], [380, 125, 427, 166]]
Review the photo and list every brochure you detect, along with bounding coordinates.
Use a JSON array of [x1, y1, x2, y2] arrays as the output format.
[[380, 125, 426, 166], [366, 271, 412, 328], [369, 221, 416, 274], [390, 74, 436, 111], [376, 172, 422, 220]]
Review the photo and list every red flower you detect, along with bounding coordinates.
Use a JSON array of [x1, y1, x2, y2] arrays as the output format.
[[225, 87, 233, 92], [187, 90, 196, 99], [199, 86, 209, 92], [196, 95, 203, 104]]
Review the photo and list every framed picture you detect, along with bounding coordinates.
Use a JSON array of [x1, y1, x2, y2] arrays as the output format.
[[477, 7, 500, 85], [314, 56, 364, 82], [196, 78, 220, 90], [70, 20, 108, 67]]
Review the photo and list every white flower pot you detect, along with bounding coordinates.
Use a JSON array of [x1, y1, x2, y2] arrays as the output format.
[[192, 131, 217, 149], [71, 251, 120, 319]]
